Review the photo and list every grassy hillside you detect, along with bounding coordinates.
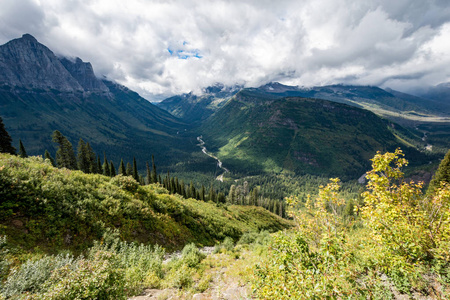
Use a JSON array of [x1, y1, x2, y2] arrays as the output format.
[[200, 90, 429, 179], [0, 153, 291, 253]]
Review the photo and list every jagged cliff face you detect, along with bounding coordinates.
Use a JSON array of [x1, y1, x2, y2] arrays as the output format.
[[0, 34, 107, 93], [59, 57, 109, 92]]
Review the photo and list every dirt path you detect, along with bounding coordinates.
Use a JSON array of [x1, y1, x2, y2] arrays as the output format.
[[129, 248, 254, 300]]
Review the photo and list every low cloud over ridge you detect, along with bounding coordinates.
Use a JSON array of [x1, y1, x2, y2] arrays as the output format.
[[1, 0, 449, 100]]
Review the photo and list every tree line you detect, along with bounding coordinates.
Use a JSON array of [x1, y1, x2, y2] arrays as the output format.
[[1, 116, 293, 218]]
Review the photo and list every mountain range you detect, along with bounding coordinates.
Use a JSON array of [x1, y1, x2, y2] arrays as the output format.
[[1, 34, 448, 179], [0, 34, 195, 168]]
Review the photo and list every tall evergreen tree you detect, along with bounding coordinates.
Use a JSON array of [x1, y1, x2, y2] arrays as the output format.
[[428, 149, 450, 195], [132, 157, 139, 181], [97, 156, 102, 174], [18, 139, 27, 158], [151, 155, 157, 184], [44, 150, 55, 166], [52, 130, 77, 169], [179, 180, 186, 197], [228, 185, 236, 204], [217, 192, 226, 203], [110, 161, 116, 177], [189, 181, 196, 200], [118, 159, 126, 176], [208, 185, 217, 202], [170, 177, 176, 193], [201, 185, 206, 201], [126, 162, 133, 176], [77, 139, 90, 173], [0, 116, 15, 154], [86, 142, 97, 173], [146, 161, 151, 185], [102, 153, 110, 177]]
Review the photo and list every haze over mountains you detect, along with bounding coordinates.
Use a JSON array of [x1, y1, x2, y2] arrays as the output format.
[[0, 34, 448, 179]]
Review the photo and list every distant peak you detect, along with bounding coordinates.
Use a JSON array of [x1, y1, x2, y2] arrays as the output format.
[[21, 34, 38, 42]]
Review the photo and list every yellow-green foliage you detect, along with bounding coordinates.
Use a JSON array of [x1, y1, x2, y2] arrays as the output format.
[[362, 149, 450, 263], [0, 154, 291, 252], [254, 150, 450, 299]]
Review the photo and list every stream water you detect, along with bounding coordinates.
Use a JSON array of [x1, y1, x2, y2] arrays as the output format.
[[197, 136, 229, 182]]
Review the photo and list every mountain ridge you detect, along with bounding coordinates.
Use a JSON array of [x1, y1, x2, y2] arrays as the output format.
[[199, 89, 428, 178], [0, 34, 196, 169]]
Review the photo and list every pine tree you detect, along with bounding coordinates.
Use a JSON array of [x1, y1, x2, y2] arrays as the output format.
[[190, 181, 196, 199], [52, 130, 77, 169], [208, 185, 216, 202], [77, 139, 90, 173], [44, 150, 55, 166], [146, 161, 151, 185], [179, 180, 186, 197], [151, 155, 157, 184], [97, 156, 102, 174], [132, 157, 139, 181], [126, 162, 132, 176], [86, 142, 97, 173], [218, 192, 226, 203], [201, 185, 206, 201], [228, 185, 236, 204], [0, 117, 15, 154], [118, 159, 126, 176], [428, 149, 450, 195], [18, 139, 27, 158], [170, 177, 175, 193], [110, 161, 116, 177], [102, 153, 110, 176]]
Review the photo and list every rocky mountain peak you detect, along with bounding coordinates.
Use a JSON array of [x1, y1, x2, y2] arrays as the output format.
[[59, 57, 109, 92], [0, 34, 108, 93]]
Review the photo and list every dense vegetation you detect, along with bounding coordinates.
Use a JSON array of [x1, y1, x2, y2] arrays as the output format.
[[254, 149, 450, 299], [201, 90, 430, 179], [0, 153, 291, 254]]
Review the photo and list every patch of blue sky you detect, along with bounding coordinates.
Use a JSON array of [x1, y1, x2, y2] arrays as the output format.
[[167, 47, 202, 59]]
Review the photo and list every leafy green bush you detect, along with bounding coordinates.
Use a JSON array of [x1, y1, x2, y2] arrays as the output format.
[[0, 236, 11, 285], [238, 230, 271, 246], [1, 254, 78, 298], [40, 250, 126, 300], [180, 243, 206, 268], [254, 150, 450, 299]]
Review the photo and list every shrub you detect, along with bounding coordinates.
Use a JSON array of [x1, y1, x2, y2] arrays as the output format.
[[40, 250, 126, 299], [180, 243, 206, 268], [0, 236, 10, 283], [1, 254, 78, 298]]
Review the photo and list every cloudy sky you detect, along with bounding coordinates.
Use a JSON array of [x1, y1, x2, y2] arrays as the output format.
[[1, 0, 450, 101]]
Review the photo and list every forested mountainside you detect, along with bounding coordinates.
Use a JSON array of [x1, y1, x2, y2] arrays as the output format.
[[200, 89, 430, 178], [0, 34, 196, 169]]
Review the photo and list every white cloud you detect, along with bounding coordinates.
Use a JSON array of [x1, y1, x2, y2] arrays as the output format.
[[0, 0, 449, 100]]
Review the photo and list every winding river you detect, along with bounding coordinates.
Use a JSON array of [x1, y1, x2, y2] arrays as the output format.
[[197, 136, 229, 182]]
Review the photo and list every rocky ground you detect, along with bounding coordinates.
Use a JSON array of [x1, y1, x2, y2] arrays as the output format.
[[129, 247, 255, 300]]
